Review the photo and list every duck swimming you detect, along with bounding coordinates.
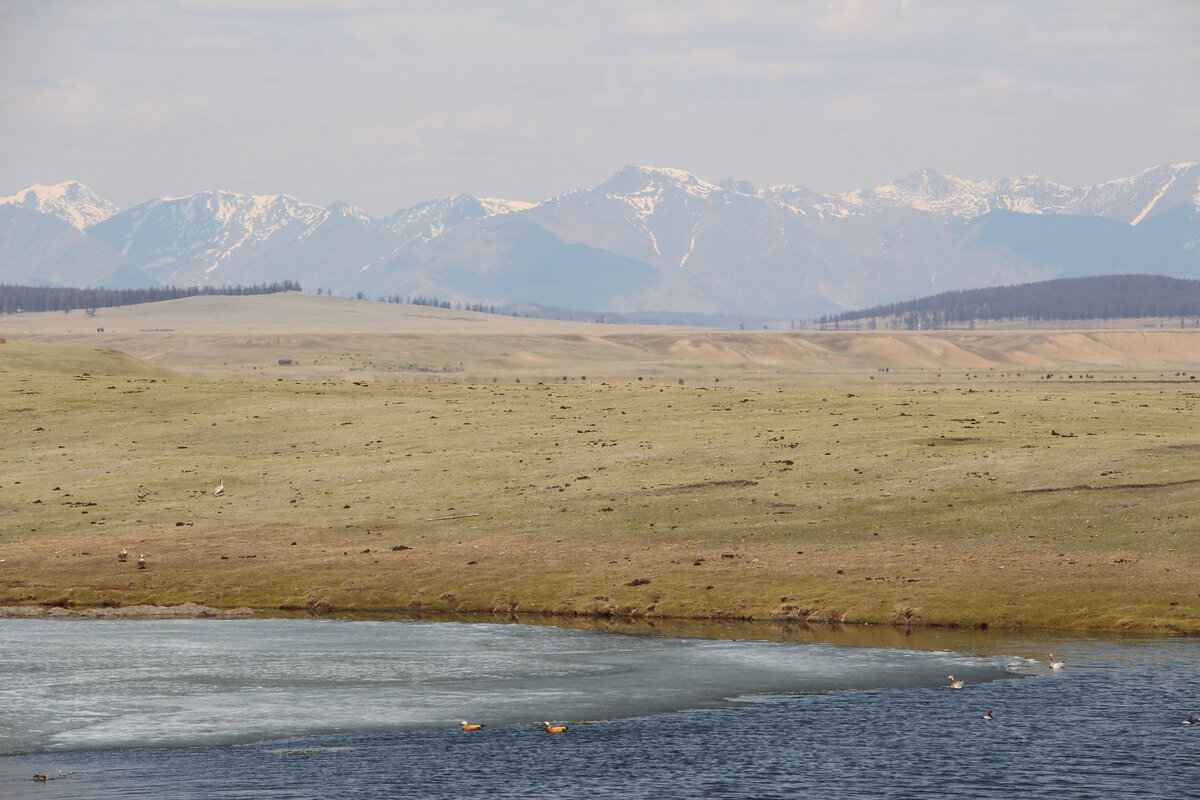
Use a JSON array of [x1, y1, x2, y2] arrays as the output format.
[[947, 675, 964, 689], [544, 721, 568, 733]]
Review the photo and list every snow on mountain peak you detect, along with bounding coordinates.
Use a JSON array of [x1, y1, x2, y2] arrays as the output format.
[[478, 197, 535, 216], [599, 165, 722, 200], [805, 168, 1087, 220], [86, 189, 331, 277], [0, 180, 119, 229], [1063, 162, 1200, 224], [326, 200, 376, 224]]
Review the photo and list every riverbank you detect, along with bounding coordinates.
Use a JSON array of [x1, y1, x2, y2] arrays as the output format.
[[2, 339, 1198, 635], [0, 602, 253, 619]]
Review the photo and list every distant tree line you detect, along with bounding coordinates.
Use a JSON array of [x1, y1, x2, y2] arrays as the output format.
[[312, 289, 501, 315], [388, 294, 452, 308], [0, 281, 302, 315], [822, 274, 1200, 329]]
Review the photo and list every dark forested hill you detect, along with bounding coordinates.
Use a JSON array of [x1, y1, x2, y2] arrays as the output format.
[[0, 282, 301, 314], [828, 274, 1200, 328]]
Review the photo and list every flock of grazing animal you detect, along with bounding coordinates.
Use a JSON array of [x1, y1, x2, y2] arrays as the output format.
[[118, 478, 225, 571], [116, 548, 145, 570]]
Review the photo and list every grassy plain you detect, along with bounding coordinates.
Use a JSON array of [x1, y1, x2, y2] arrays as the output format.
[[2, 297, 1199, 633]]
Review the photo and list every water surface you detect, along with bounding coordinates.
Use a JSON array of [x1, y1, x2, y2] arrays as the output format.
[[2, 618, 1022, 754], [2, 619, 1197, 798]]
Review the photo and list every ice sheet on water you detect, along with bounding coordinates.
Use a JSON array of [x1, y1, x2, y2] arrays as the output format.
[[1, 619, 1026, 754]]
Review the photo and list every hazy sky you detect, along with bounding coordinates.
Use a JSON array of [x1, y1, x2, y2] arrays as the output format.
[[2, 1, 1199, 216]]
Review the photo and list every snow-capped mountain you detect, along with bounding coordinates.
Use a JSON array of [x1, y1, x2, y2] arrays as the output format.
[[0, 181, 120, 229], [792, 169, 1082, 220], [763, 162, 1200, 224], [3, 162, 1199, 314], [86, 191, 402, 289], [1059, 162, 1200, 224], [500, 163, 1200, 314], [87, 191, 326, 280], [384, 194, 533, 244]]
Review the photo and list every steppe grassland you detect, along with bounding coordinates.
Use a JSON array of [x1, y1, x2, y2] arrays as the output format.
[[8, 293, 1200, 385], [2, 339, 1198, 632]]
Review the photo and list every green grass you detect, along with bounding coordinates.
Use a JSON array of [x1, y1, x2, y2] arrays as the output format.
[[2, 339, 1199, 633]]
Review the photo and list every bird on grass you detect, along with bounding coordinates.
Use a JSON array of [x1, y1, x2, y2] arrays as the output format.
[[461, 721, 484, 731], [118, 548, 128, 563], [544, 721, 568, 733], [136, 488, 147, 502], [1049, 655, 1064, 670], [947, 675, 964, 689], [212, 477, 225, 497], [137, 554, 146, 570]]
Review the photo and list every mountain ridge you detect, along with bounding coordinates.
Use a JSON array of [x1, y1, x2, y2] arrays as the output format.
[[3, 162, 1199, 315]]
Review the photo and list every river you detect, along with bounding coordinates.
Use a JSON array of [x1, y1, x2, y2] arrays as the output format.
[[1, 618, 1196, 798]]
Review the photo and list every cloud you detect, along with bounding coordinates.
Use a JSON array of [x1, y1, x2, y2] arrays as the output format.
[[26, 80, 105, 126], [2, 0, 1198, 210], [366, 115, 445, 151], [469, 105, 511, 130]]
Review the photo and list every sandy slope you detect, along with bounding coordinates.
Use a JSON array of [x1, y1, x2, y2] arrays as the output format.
[[3, 292, 1200, 381]]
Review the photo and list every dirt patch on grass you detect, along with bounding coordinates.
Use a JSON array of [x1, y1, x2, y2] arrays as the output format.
[[653, 480, 760, 494], [1018, 477, 1200, 494]]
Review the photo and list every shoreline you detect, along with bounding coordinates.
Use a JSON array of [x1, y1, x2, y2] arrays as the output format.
[[2, 602, 1196, 638], [0, 602, 254, 619]]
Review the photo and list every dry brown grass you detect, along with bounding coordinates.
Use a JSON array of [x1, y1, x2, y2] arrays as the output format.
[[3, 319, 1199, 633]]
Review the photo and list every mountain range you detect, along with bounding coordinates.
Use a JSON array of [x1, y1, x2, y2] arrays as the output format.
[[3, 163, 1199, 319]]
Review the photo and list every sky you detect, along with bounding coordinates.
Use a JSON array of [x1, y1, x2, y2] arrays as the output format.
[[2, 0, 1199, 217]]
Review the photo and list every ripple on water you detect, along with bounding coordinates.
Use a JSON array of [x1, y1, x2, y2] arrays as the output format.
[[3, 622, 1198, 799]]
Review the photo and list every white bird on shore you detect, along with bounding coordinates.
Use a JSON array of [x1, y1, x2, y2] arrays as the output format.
[[212, 477, 224, 497], [947, 675, 964, 689], [118, 548, 128, 562], [137, 554, 146, 569], [1049, 655, 1064, 670]]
